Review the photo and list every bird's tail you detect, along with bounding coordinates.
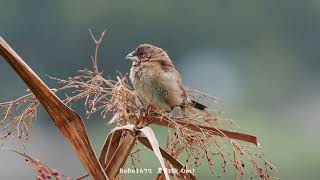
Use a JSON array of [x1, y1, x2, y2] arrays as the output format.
[[190, 99, 207, 110]]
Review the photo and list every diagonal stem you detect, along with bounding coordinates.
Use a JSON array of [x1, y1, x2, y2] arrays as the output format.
[[148, 115, 257, 145]]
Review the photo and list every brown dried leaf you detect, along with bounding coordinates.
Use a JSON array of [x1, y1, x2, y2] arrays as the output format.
[[100, 129, 123, 168], [105, 126, 136, 179], [0, 37, 108, 180]]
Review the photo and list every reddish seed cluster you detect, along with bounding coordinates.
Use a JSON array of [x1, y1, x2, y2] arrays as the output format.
[[10, 150, 71, 180], [35, 165, 60, 180]]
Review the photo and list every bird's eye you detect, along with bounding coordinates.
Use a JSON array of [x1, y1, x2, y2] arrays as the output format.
[[138, 51, 144, 57]]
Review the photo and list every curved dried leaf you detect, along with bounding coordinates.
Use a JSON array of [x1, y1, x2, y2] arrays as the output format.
[[139, 126, 170, 180], [111, 124, 135, 134], [105, 133, 136, 178], [100, 129, 123, 168], [0, 37, 108, 180]]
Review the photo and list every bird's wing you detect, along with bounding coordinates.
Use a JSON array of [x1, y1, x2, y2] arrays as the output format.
[[165, 62, 207, 110], [155, 61, 188, 104]]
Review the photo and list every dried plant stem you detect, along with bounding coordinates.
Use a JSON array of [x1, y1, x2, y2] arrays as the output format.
[[145, 115, 257, 145], [0, 37, 108, 180], [89, 29, 106, 74], [105, 132, 137, 178]]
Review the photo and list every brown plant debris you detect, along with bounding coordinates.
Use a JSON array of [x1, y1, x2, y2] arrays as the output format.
[[0, 34, 108, 179], [0, 31, 278, 180]]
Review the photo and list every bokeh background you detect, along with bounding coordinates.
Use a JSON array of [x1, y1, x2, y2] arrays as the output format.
[[1, 0, 320, 179]]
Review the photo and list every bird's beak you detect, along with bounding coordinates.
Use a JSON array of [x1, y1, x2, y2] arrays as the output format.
[[126, 51, 137, 61]]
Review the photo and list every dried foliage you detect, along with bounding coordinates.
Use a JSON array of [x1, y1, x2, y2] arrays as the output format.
[[0, 35, 108, 179], [0, 92, 39, 141], [0, 31, 278, 180]]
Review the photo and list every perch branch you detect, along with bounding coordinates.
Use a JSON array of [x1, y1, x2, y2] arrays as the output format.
[[144, 115, 257, 145]]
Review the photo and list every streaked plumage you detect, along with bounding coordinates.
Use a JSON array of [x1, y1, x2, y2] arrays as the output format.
[[126, 44, 206, 112]]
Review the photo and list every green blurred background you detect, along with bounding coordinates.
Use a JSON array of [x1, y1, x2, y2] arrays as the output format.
[[0, 0, 320, 179]]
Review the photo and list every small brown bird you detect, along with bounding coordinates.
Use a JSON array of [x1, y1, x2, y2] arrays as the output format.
[[126, 44, 206, 112]]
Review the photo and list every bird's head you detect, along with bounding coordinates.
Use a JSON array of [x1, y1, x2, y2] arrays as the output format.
[[126, 44, 169, 64]]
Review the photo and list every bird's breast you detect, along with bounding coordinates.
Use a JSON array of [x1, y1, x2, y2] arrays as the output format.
[[129, 64, 186, 111]]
